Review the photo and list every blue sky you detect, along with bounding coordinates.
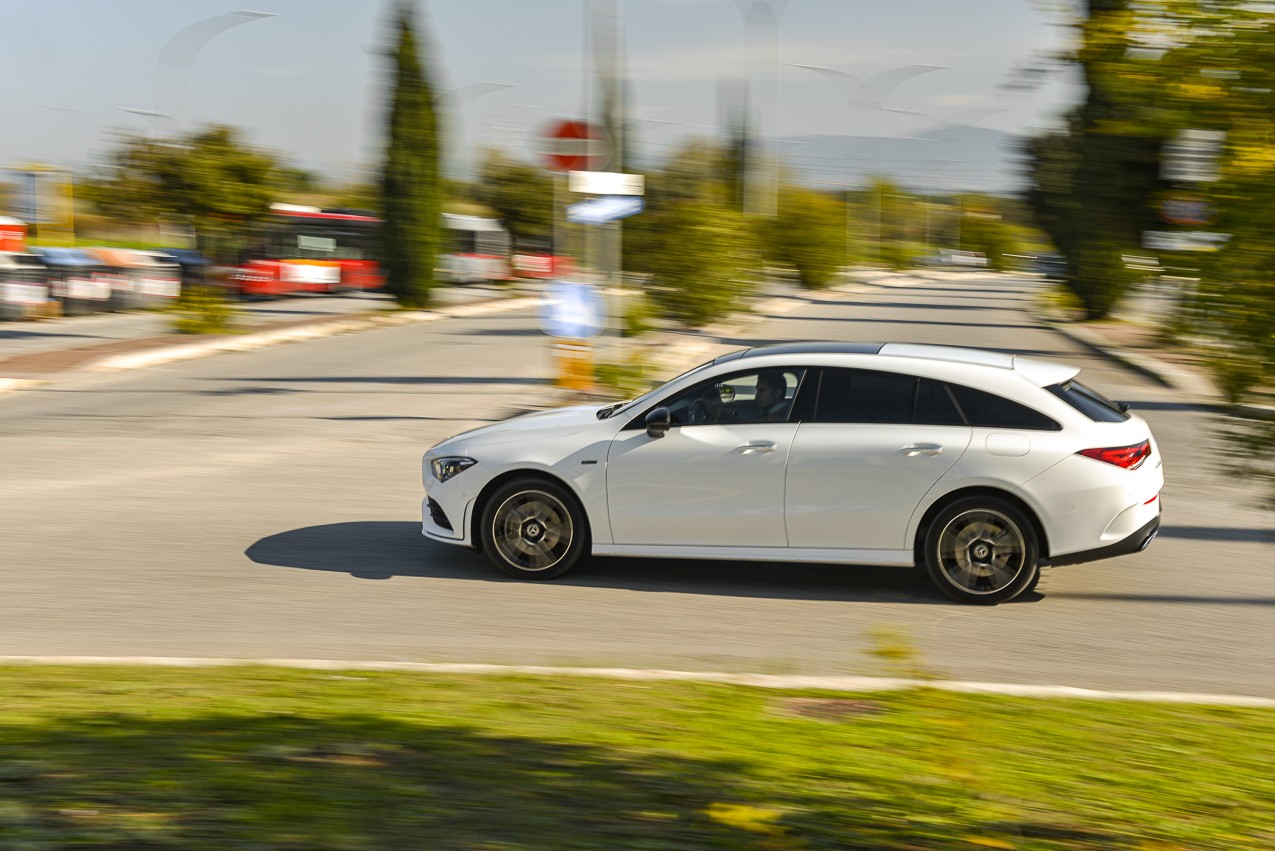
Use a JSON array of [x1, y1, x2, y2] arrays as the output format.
[[3, 0, 1081, 182]]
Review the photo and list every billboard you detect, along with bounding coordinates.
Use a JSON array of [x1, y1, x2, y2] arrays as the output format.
[[1, 167, 74, 231]]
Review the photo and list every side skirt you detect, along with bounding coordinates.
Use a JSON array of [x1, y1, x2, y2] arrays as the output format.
[[591, 544, 915, 567]]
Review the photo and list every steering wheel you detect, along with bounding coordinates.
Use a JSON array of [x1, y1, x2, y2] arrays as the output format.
[[688, 398, 710, 424]]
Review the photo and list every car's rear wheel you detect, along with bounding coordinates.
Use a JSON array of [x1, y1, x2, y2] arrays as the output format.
[[923, 497, 1039, 604], [480, 477, 588, 580]]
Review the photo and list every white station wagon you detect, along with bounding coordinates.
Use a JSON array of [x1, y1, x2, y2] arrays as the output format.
[[422, 343, 1164, 604]]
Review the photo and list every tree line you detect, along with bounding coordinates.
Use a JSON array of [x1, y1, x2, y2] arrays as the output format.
[[1023, 0, 1274, 500]]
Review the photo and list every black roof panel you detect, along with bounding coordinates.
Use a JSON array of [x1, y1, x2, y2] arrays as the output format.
[[737, 341, 885, 358]]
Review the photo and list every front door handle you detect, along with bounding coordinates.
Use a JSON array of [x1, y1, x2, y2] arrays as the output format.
[[901, 443, 944, 457], [736, 440, 777, 455]]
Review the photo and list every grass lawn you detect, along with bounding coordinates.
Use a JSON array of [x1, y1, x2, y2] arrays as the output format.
[[1, 665, 1272, 849]]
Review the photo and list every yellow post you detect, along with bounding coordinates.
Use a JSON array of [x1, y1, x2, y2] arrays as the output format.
[[554, 341, 595, 391]]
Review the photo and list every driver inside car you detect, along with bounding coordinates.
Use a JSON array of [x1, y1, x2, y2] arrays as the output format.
[[754, 371, 790, 421], [685, 383, 727, 424]]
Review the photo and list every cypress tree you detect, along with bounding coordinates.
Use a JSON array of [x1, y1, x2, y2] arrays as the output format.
[[380, 1, 441, 308]]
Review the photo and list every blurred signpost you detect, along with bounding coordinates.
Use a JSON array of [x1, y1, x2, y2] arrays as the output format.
[[1142, 231, 1230, 252], [539, 280, 606, 390], [1147, 129, 1226, 256], [566, 195, 644, 224], [1160, 129, 1225, 183], [1159, 197, 1214, 226], [567, 169, 645, 381], [537, 120, 609, 172], [2, 166, 75, 244]]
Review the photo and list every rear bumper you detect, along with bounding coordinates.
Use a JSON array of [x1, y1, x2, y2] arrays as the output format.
[[1048, 509, 1161, 567]]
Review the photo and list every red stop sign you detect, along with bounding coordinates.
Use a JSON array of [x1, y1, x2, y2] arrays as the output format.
[[538, 119, 608, 172]]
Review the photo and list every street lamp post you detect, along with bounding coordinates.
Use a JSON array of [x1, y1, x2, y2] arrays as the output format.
[[789, 63, 947, 267], [154, 9, 279, 130], [882, 107, 1010, 252], [735, 0, 792, 217], [435, 82, 516, 177], [115, 107, 181, 137]]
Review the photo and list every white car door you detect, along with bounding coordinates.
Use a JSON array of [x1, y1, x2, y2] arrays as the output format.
[[605, 369, 804, 547], [606, 423, 797, 546], [785, 368, 972, 551]]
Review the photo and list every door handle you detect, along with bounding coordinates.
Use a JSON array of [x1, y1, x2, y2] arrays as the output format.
[[736, 440, 777, 455], [901, 443, 944, 457]]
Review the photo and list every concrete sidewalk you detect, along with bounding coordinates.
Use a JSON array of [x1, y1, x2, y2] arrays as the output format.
[[0, 270, 1232, 412], [0, 283, 540, 394]]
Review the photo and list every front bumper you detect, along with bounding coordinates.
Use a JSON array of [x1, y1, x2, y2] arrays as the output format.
[[421, 493, 473, 544]]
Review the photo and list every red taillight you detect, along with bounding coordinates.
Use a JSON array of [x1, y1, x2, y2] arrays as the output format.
[[1077, 440, 1152, 469]]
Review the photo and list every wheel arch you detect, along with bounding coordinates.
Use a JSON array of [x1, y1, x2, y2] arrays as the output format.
[[469, 468, 593, 552], [911, 486, 1051, 566]]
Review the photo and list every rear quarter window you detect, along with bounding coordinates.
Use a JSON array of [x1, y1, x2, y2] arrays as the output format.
[[947, 384, 1061, 431], [1046, 380, 1131, 422]]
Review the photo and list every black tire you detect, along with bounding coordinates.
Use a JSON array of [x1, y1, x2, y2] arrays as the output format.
[[922, 496, 1040, 605], [479, 477, 589, 580]]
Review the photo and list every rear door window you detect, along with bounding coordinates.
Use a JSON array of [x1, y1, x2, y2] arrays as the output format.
[[813, 370, 965, 425], [815, 369, 915, 423]]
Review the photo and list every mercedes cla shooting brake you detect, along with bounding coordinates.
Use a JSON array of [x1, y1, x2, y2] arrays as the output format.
[[422, 343, 1164, 604]]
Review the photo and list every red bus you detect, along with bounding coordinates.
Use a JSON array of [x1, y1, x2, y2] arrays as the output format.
[[227, 205, 561, 297], [230, 204, 383, 297]]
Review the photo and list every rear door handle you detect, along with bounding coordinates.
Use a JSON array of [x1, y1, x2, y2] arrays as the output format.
[[901, 443, 943, 457], [736, 440, 777, 455]]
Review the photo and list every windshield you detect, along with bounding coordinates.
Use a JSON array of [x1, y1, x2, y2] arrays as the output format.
[[609, 351, 746, 417]]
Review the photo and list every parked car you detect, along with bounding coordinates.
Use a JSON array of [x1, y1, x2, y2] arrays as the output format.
[[1032, 252, 1068, 280], [421, 342, 1163, 604], [0, 251, 50, 320], [917, 249, 988, 269]]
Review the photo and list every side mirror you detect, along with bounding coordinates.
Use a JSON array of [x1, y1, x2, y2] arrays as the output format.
[[645, 407, 672, 438]]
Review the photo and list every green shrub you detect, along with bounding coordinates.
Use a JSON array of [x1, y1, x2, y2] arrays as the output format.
[[768, 186, 851, 289], [594, 357, 653, 398], [619, 291, 653, 338], [171, 285, 237, 334], [642, 200, 758, 328]]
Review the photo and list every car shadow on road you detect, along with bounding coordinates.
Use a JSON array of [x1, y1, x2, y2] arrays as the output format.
[[246, 521, 1005, 604]]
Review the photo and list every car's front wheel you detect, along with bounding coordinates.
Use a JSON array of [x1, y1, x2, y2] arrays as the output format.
[[923, 497, 1040, 604], [480, 477, 588, 580]]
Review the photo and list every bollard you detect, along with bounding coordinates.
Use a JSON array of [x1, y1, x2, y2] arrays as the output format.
[[554, 341, 595, 391]]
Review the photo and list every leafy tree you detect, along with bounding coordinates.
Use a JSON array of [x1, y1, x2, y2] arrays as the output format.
[[1023, 0, 1165, 319], [471, 149, 553, 248], [958, 197, 1019, 272], [623, 138, 729, 274], [1025, 0, 1275, 497], [379, 1, 442, 309], [641, 199, 758, 328], [767, 184, 849, 289], [82, 125, 289, 259]]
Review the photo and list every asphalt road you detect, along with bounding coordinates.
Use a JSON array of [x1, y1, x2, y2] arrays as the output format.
[[2, 271, 1271, 696], [0, 284, 514, 361]]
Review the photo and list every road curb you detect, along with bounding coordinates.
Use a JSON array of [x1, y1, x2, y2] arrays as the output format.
[[2, 293, 543, 389], [3, 656, 1274, 708]]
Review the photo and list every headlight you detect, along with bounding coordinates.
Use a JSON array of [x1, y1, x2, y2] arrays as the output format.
[[431, 456, 477, 482]]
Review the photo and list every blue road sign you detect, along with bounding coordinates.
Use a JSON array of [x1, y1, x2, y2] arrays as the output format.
[[539, 280, 605, 340], [566, 195, 644, 225]]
